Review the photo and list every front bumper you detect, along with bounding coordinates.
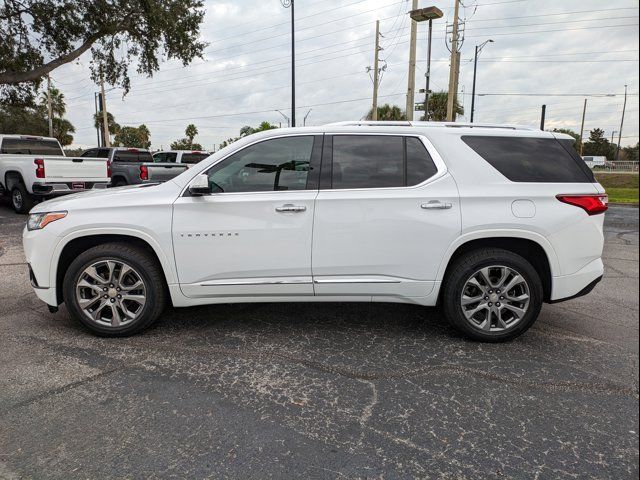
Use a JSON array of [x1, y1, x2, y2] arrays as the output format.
[[550, 258, 604, 302], [32, 182, 109, 196]]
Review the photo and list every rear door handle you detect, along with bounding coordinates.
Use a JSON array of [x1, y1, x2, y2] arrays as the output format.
[[276, 204, 307, 213], [421, 201, 453, 210]]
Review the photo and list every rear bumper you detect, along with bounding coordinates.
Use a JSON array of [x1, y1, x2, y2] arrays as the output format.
[[549, 258, 604, 302], [32, 182, 109, 196]]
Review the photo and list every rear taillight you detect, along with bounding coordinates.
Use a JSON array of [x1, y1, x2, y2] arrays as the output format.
[[140, 165, 148, 180], [557, 194, 608, 215], [34, 158, 45, 178], [107, 161, 112, 178]]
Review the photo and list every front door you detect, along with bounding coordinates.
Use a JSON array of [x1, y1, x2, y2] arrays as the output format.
[[173, 134, 322, 298], [312, 134, 461, 299]]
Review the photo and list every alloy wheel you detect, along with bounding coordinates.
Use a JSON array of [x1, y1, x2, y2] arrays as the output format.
[[75, 260, 147, 328], [460, 265, 530, 333]]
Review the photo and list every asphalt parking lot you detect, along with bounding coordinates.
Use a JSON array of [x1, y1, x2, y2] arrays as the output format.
[[0, 201, 638, 479]]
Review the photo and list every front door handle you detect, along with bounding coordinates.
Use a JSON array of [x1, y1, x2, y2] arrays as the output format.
[[276, 204, 307, 213], [421, 201, 453, 210]]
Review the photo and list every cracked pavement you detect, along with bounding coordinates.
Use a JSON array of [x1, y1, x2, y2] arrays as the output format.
[[0, 201, 638, 479]]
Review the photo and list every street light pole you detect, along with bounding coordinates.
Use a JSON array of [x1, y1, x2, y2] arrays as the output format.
[[409, 7, 443, 122], [616, 84, 628, 160], [281, 0, 296, 127], [470, 39, 493, 123]]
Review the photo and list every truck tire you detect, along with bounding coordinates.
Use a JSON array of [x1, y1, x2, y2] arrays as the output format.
[[11, 183, 36, 214], [442, 248, 543, 343], [62, 242, 167, 337], [112, 177, 128, 187]]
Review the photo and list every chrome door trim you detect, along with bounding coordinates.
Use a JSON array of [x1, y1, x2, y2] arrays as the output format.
[[200, 276, 313, 287], [313, 276, 404, 284]]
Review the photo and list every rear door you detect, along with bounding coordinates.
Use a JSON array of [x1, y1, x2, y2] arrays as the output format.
[[311, 134, 461, 299], [172, 134, 322, 298]]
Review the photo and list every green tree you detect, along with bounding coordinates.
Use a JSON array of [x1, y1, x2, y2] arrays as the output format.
[[94, 111, 121, 144], [365, 104, 407, 121], [419, 91, 463, 122], [0, 0, 207, 102], [622, 142, 639, 162], [171, 124, 202, 149], [0, 84, 75, 145], [583, 128, 616, 160], [220, 122, 279, 149], [114, 124, 151, 149], [552, 128, 581, 152]]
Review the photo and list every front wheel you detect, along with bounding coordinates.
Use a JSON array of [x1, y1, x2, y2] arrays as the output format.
[[62, 243, 166, 337], [442, 248, 543, 342]]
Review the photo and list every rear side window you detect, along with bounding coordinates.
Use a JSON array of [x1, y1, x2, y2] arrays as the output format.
[[461, 136, 593, 183], [182, 153, 209, 164], [330, 135, 438, 189], [113, 150, 154, 162], [1, 138, 63, 156]]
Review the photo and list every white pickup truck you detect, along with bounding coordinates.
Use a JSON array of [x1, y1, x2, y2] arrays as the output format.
[[0, 135, 110, 213], [152, 150, 211, 167]]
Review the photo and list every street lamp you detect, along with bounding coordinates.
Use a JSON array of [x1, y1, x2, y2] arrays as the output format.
[[470, 39, 493, 123], [281, 0, 296, 127], [410, 6, 443, 121]]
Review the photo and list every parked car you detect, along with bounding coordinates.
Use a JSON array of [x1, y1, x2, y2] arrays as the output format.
[[152, 150, 211, 168], [0, 135, 110, 213], [582, 156, 606, 168], [24, 122, 608, 342], [80, 147, 188, 186]]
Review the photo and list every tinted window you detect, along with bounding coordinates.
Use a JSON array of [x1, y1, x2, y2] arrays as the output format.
[[182, 153, 209, 164], [96, 149, 110, 158], [406, 137, 438, 186], [113, 150, 154, 162], [462, 136, 592, 183], [81, 149, 98, 157], [153, 153, 165, 162], [332, 136, 404, 189], [1, 138, 63, 156], [207, 136, 314, 193]]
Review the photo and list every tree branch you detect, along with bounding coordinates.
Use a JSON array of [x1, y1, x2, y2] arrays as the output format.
[[0, 30, 108, 84]]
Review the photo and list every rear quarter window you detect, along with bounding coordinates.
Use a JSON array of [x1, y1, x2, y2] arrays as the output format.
[[461, 136, 594, 183]]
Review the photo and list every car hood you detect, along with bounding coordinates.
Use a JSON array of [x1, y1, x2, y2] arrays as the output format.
[[31, 181, 181, 213]]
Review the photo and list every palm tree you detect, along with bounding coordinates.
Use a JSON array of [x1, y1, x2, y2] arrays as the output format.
[[185, 124, 198, 147], [419, 92, 463, 121], [365, 104, 407, 121]]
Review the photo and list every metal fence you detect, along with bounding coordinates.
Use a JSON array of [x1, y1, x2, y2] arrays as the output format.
[[590, 161, 639, 173]]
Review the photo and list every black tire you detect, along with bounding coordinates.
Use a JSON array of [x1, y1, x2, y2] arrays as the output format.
[[112, 178, 128, 187], [62, 242, 166, 337], [442, 248, 543, 342], [11, 183, 36, 214]]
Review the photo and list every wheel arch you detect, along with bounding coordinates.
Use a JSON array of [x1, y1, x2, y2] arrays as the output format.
[[53, 231, 177, 305], [4, 170, 25, 191], [437, 232, 557, 302]]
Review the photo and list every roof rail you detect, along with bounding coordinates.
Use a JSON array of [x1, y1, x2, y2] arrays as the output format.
[[326, 120, 537, 131]]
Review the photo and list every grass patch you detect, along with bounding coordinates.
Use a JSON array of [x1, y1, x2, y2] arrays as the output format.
[[594, 173, 639, 203], [594, 173, 639, 189], [605, 188, 639, 204]]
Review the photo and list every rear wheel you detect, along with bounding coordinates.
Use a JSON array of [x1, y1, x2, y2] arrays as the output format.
[[62, 243, 166, 337], [11, 183, 35, 214], [112, 178, 128, 187], [442, 248, 543, 342]]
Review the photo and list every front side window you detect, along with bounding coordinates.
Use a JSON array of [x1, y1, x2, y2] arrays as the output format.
[[81, 149, 98, 157], [113, 150, 154, 162], [153, 153, 165, 163], [207, 136, 314, 193], [330, 135, 438, 189]]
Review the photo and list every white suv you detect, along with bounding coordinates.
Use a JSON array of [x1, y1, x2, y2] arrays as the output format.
[[23, 122, 608, 342]]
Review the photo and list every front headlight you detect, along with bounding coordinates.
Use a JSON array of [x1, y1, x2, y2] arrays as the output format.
[[27, 211, 68, 231]]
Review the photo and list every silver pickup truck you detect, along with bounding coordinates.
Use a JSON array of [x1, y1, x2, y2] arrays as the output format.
[[80, 147, 188, 186]]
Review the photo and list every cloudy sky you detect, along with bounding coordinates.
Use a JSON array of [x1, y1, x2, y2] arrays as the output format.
[[50, 0, 639, 151]]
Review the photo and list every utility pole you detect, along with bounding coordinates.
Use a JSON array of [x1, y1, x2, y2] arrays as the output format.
[[611, 130, 617, 145], [281, 0, 296, 127], [46, 75, 53, 137], [100, 74, 110, 147], [616, 84, 627, 160], [405, 0, 419, 121], [372, 20, 381, 121], [540, 105, 546, 131], [94, 92, 101, 146], [579, 98, 587, 156], [446, 0, 461, 122]]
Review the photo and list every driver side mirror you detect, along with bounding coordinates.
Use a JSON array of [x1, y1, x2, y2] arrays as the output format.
[[188, 173, 212, 196]]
